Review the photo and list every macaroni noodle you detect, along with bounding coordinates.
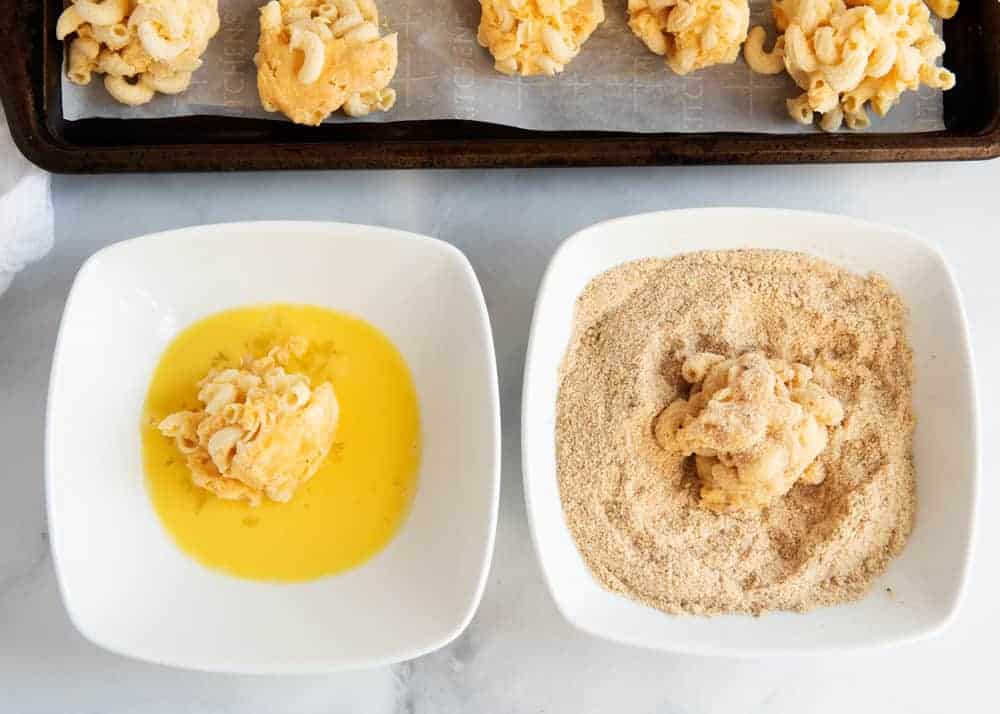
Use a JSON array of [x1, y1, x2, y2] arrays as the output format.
[[289, 26, 326, 84], [66, 36, 100, 84], [96, 47, 139, 76], [73, 0, 129, 27], [133, 13, 190, 61], [56, 6, 85, 40], [743, 26, 785, 74], [144, 69, 193, 94], [104, 74, 156, 105], [925, 0, 958, 19], [89, 21, 130, 50], [342, 87, 397, 116]]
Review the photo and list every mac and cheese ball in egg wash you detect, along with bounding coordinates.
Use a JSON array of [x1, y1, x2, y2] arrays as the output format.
[[157, 336, 341, 506], [142, 304, 421, 582]]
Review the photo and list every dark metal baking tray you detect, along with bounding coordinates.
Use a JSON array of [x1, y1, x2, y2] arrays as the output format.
[[2, 0, 998, 171]]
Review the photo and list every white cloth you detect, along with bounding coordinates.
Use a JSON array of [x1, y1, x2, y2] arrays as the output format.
[[0, 110, 53, 296]]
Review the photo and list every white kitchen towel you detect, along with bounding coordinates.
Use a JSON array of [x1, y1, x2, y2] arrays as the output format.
[[0, 110, 53, 296]]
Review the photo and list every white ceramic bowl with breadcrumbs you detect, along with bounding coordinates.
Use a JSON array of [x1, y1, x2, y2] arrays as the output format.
[[522, 208, 979, 656], [46, 221, 500, 673]]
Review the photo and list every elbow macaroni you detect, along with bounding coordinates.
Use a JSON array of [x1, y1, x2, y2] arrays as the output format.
[[628, 0, 749, 75], [56, 0, 219, 106], [66, 35, 100, 85], [925, 0, 958, 19], [73, 0, 129, 27], [289, 25, 326, 84], [55, 6, 85, 40], [746, 0, 955, 130], [342, 87, 397, 116], [157, 337, 341, 506], [255, 0, 399, 125], [144, 67, 193, 93], [477, 0, 605, 76], [89, 21, 131, 50], [743, 25, 785, 74], [104, 73, 156, 105]]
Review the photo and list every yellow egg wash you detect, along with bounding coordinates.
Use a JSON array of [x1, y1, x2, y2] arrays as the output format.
[[141, 304, 420, 582]]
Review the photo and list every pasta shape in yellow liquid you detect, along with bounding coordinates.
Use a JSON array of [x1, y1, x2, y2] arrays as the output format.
[[142, 304, 420, 582]]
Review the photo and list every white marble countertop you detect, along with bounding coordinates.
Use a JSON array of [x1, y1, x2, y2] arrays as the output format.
[[1, 164, 997, 713]]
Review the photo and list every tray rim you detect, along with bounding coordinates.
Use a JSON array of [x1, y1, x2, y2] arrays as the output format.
[[3, 0, 1000, 172]]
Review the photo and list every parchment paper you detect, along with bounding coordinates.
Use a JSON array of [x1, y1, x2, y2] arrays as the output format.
[[61, 0, 946, 133]]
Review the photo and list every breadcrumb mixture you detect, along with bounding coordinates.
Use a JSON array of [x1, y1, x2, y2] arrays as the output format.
[[556, 250, 915, 615]]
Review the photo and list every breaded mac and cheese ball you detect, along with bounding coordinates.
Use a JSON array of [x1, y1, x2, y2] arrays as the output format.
[[255, 0, 398, 125], [628, 0, 750, 75], [478, 0, 605, 76], [56, 0, 219, 106], [744, 0, 955, 130], [654, 351, 844, 514]]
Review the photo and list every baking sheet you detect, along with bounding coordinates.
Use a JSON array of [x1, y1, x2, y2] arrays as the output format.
[[61, 0, 946, 132]]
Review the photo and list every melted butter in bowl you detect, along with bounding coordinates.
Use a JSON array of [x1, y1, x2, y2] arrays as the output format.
[[141, 303, 421, 582]]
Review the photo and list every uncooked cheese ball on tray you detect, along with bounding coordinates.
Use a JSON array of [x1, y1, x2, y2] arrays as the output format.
[[56, 0, 220, 106], [255, 0, 398, 125], [628, 0, 750, 75], [478, 0, 605, 76]]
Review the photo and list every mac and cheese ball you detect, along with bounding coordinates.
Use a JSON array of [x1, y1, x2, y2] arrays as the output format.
[[56, 0, 219, 106], [628, 0, 749, 75], [158, 338, 341, 506], [478, 0, 605, 76], [654, 351, 844, 514], [255, 0, 398, 125], [745, 0, 954, 130]]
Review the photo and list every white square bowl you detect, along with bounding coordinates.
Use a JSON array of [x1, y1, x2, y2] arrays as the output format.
[[46, 221, 501, 673], [522, 208, 979, 656]]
